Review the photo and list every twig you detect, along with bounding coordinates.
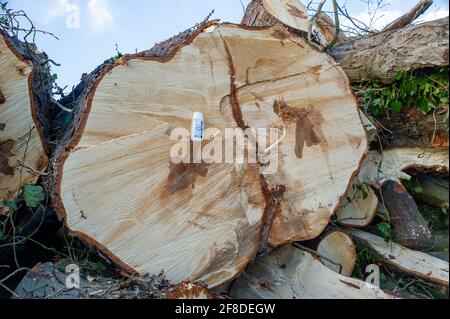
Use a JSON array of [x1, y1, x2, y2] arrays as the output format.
[[308, 0, 327, 43], [0, 267, 29, 284], [326, 0, 340, 50], [18, 160, 48, 176]]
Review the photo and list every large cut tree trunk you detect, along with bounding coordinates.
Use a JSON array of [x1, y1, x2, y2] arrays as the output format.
[[0, 31, 49, 201], [48, 22, 367, 288], [330, 17, 449, 84]]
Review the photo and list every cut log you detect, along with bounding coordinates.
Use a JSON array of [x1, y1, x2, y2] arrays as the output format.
[[230, 35, 368, 246], [331, 17, 449, 84], [380, 180, 448, 251], [414, 175, 449, 209], [359, 148, 449, 187], [336, 180, 379, 227], [316, 231, 356, 276], [0, 31, 48, 201], [241, 0, 308, 32], [381, 0, 433, 33], [348, 229, 449, 286], [49, 23, 367, 287], [314, 12, 347, 46], [229, 245, 395, 299]]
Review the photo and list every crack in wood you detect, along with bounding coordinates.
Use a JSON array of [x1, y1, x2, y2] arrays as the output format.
[[220, 33, 247, 131], [0, 88, 5, 104]]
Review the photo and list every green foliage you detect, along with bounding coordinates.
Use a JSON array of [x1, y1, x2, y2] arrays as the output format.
[[352, 246, 377, 280], [0, 3, 7, 26], [376, 205, 392, 241], [343, 182, 371, 207], [377, 221, 392, 241], [403, 176, 449, 231], [110, 44, 123, 63], [22, 185, 45, 208], [362, 68, 449, 117], [2, 198, 17, 212], [420, 205, 449, 232], [403, 178, 423, 195]]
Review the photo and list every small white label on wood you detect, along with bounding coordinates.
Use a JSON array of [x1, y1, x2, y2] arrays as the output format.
[[191, 112, 204, 142], [366, 264, 380, 288]]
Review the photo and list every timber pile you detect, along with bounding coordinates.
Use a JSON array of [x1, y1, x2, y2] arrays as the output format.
[[1, 0, 449, 299]]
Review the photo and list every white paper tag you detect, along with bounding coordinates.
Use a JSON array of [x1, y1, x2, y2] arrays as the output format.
[[191, 112, 204, 142]]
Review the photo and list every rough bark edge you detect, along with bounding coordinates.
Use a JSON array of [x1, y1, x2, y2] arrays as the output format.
[[241, 0, 309, 42], [241, 0, 282, 28], [330, 17, 449, 84], [1, 30, 50, 156], [167, 282, 215, 299]]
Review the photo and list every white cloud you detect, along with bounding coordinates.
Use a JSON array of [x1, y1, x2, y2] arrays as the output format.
[[416, 8, 449, 23], [87, 0, 114, 32], [342, 4, 449, 33], [45, 0, 80, 29], [353, 10, 403, 30]]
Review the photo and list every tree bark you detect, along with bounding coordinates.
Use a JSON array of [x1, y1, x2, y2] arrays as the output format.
[[380, 180, 448, 251], [330, 17, 449, 84], [241, 0, 308, 32], [48, 22, 367, 288], [381, 0, 433, 33]]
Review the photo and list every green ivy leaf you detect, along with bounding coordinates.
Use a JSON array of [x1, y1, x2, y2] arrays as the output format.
[[390, 100, 402, 113], [2, 199, 17, 212], [22, 185, 44, 208], [362, 189, 369, 200], [377, 222, 392, 241]]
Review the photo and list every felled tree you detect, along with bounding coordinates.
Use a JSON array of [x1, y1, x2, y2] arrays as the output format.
[[49, 21, 367, 288]]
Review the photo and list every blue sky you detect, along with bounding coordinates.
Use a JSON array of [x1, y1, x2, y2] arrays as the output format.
[[8, 0, 449, 91]]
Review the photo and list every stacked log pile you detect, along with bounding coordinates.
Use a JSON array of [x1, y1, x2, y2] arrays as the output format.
[[1, 0, 449, 299]]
